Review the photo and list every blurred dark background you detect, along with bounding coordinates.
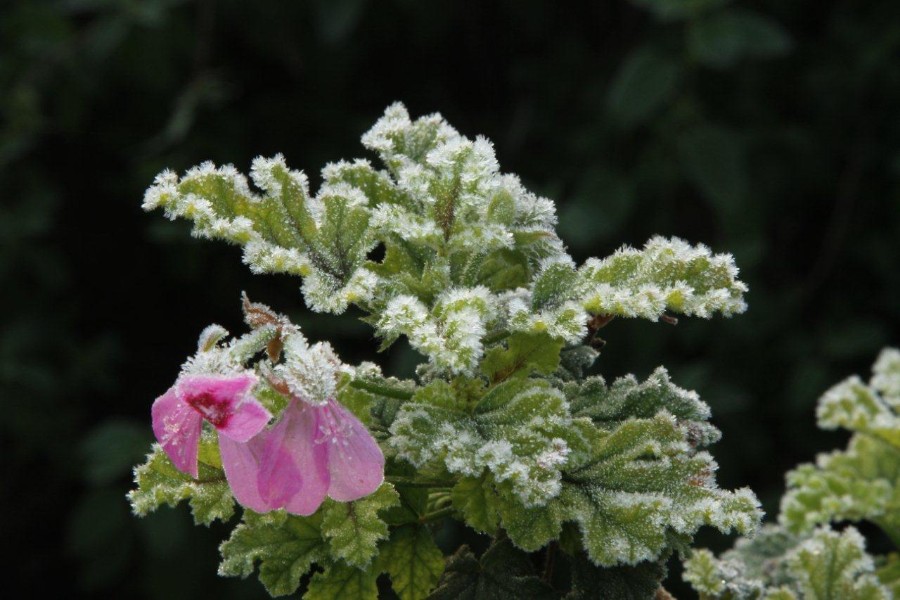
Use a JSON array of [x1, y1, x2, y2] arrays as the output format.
[[2, 0, 899, 597]]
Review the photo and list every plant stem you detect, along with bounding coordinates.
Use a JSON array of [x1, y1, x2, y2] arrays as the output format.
[[482, 330, 510, 346], [419, 506, 455, 524], [874, 518, 900, 551], [386, 476, 454, 489], [350, 378, 414, 400], [542, 541, 558, 583]]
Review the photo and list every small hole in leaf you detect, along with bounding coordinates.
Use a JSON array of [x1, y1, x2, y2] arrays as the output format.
[[367, 242, 386, 263]]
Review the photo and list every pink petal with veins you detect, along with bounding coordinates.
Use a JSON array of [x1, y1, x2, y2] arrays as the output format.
[[220, 399, 329, 516], [151, 386, 203, 478], [317, 399, 385, 502]]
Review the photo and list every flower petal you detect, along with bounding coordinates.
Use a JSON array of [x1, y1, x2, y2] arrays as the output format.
[[217, 395, 271, 442], [220, 399, 329, 516], [319, 399, 385, 502], [177, 373, 270, 441], [151, 386, 203, 478], [219, 435, 269, 513], [266, 400, 330, 515]]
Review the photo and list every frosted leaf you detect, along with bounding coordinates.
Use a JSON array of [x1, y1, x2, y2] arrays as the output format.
[[781, 348, 900, 536], [128, 443, 234, 525], [218, 510, 328, 597], [276, 337, 347, 406], [360, 102, 460, 174], [370, 204, 442, 245], [685, 525, 891, 600], [377, 289, 498, 374], [577, 236, 748, 320], [872, 348, 900, 406], [250, 154, 310, 208], [551, 413, 761, 566], [390, 379, 588, 507]]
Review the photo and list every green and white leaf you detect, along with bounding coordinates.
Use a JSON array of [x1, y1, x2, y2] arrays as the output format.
[[377, 525, 445, 600], [576, 236, 748, 320], [127, 443, 234, 526], [391, 378, 592, 508], [554, 413, 760, 566], [218, 510, 328, 597], [781, 348, 900, 542], [320, 483, 400, 568], [305, 561, 379, 600], [565, 366, 721, 447], [684, 525, 892, 600], [480, 331, 564, 384]]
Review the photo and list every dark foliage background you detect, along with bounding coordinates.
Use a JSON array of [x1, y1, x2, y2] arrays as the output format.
[[2, 0, 898, 597]]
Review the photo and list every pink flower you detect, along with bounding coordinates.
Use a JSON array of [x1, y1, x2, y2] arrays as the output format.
[[151, 373, 271, 478], [219, 397, 385, 515]]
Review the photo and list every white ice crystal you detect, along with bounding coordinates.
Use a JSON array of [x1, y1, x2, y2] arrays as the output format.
[[274, 334, 352, 406]]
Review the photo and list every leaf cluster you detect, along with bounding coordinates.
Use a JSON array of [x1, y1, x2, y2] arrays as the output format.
[[143, 104, 748, 376], [683, 349, 900, 599]]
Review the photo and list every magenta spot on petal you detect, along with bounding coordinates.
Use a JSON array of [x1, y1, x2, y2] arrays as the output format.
[[186, 392, 232, 428]]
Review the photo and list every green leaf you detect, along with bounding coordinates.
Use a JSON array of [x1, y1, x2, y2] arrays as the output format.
[[876, 553, 900, 597], [564, 551, 666, 600], [496, 409, 759, 565], [788, 527, 889, 600], [607, 47, 680, 129], [480, 332, 564, 383], [780, 350, 900, 542], [688, 9, 792, 69], [127, 443, 234, 526], [816, 375, 900, 450], [561, 413, 761, 566], [578, 235, 748, 319], [497, 493, 567, 552], [143, 156, 314, 268], [452, 474, 501, 535], [683, 525, 797, 598], [677, 125, 747, 218], [218, 510, 328, 597], [314, 189, 373, 283], [321, 483, 400, 567], [391, 379, 592, 508], [306, 561, 379, 600], [473, 248, 530, 292], [566, 367, 721, 447], [531, 262, 579, 310], [427, 538, 554, 600], [684, 525, 892, 600], [780, 435, 900, 539], [322, 159, 402, 208], [378, 525, 445, 600], [556, 345, 600, 382]]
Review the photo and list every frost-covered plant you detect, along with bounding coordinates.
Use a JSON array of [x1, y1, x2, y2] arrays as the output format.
[[684, 348, 900, 599], [130, 103, 761, 598]]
